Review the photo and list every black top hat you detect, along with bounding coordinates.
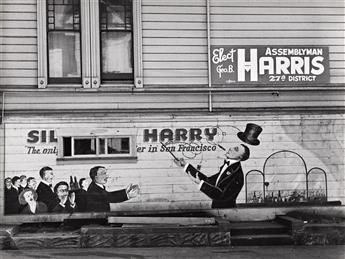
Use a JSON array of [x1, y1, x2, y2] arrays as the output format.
[[237, 123, 262, 146]]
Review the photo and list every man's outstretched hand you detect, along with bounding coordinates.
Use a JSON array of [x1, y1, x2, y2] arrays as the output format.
[[188, 172, 201, 184], [126, 184, 140, 199], [174, 157, 186, 167]]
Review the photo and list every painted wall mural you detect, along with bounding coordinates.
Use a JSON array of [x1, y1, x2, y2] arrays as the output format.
[[2, 115, 344, 215]]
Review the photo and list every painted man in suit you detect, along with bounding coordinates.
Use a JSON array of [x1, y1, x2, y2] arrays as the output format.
[[86, 166, 140, 212], [75, 178, 90, 212], [175, 123, 262, 208], [5, 176, 21, 214], [36, 166, 60, 212], [175, 144, 250, 208], [52, 181, 76, 213]]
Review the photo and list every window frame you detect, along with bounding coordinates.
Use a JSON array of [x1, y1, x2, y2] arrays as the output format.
[[99, 0, 134, 83], [62, 135, 132, 158], [37, 0, 143, 89], [46, 0, 82, 84], [57, 129, 137, 164]]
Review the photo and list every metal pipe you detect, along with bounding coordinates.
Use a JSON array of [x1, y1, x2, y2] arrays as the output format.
[[206, 0, 212, 112], [1, 92, 4, 125]]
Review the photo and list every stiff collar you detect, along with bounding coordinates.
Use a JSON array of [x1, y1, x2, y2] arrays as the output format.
[[224, 159, 239, 166], [41, 180, 52, 187], [95, 182, 105, 190]]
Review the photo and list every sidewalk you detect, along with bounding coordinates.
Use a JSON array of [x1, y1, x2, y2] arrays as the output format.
[[0, 245, 344, 259]]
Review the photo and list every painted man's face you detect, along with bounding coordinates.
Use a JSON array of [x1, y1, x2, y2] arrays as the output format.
[[23, 191, 35, 203], [27, 179, 37, 189], [225, 144, 245, 160], [56, 184, 69, 200], [20, 178, 27, 187], [81, 179, 90, 190], [13, 179, 20, 188], [95, 168, 108, 185], [5, 179, 12, 189], [43, 170, 54, 184]]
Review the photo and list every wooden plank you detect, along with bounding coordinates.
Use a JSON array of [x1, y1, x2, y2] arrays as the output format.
[[144, 69, 207, 77], [143, 30, 206, 38], [143, 21, 206, 30], [0, 0, 36, 4], [210, 7, 345, 15], [211, 31, 345, 38], [143, 14, 344, 23], [143, 38, 206, 45], [142, 77, 208, 85], [4, 92, 208, 104], [0, 70, 37, 77], [0, 28, 37, 37], [143, 29, 344, 38], [0, 61, 37, 69], [143, 53, 207, 61], [0, 53, 37, 61], [0, 12, 36, 20], [142, 14, 206, 22], [142, 6, 206, 14], [143, 61, 207, 69], [0, 20, 37, 28], [210, 15, 345, 23], [143, 45, 345, 54], [0, 37, 36, 45], [144, 0, 344, 8], [209, 38, 345, 45], [0, 4, 36, 13], [330, 69, 345, 76], [0, 44, 37, 53], [143, 0, 205, 6], [211, 22, 345, 31], [10, 233, 80, 249], [108, 216, 216, 225], [143, 45, 207, 53], [330, 76, 345, 83], [0, 78, 37, 85]]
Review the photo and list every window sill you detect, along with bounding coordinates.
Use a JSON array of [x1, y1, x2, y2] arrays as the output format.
[[56, 156, 138, 165]]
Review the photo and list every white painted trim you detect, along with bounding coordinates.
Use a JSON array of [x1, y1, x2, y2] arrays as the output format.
[[37, 0, 47, 88], [133, 0, 143, 88], [90, 0, 100, 88], [81, 0, 92, 88]]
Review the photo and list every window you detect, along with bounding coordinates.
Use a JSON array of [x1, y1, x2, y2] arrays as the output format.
[[62, 136, 132, 158], [37, 0, 143, 88], [47, 0, 81, 83], [100, 0, 133, 82]]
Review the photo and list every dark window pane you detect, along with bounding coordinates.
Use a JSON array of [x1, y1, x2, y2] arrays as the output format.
[[107, 137, 129, 154], [55, 5, 74, 29], [74, 139, 96, 155], [63, 137, 71, 156], [99, 138, 106, 154], [48, 31, 81, 79]]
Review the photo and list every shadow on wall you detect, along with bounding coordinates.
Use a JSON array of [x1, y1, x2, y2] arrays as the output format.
[[281, 118, 344, 198]]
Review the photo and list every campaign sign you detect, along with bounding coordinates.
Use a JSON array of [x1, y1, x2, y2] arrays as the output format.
[[211, 46, 329, 85]]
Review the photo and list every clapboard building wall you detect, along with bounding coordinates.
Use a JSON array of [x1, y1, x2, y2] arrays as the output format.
[[0, 0, 344, 221]]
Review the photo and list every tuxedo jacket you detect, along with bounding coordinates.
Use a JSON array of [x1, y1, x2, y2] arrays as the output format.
[[36, 182, 60, 212], [185, 162, 244, 208], [86, 181, 128, 212]]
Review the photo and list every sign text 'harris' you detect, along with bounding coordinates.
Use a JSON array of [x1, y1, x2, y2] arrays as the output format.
[[211, 46, 329, 84]]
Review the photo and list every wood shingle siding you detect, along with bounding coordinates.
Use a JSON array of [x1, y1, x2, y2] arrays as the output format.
[[0, 0, 37, 88], [0, 0, 344, 88]]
